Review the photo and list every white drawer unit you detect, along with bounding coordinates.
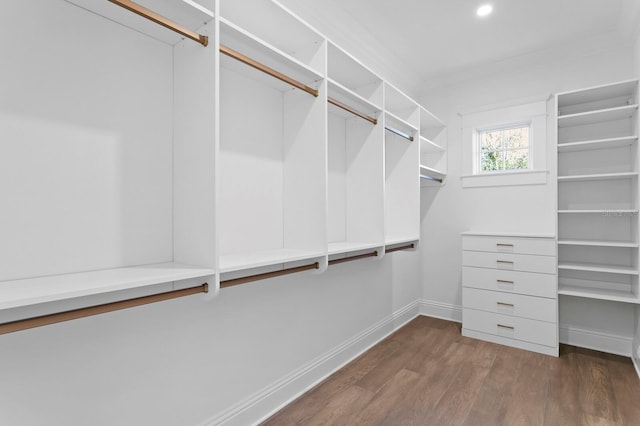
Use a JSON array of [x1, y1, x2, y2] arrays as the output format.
[[461, 232, 558, 356]]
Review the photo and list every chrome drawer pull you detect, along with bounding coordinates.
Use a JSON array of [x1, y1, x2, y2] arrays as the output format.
[[497, 302, 514, 307], [496, 243, 514, 247], [497, 279, 514, 284], [497, 260, 514, 264], [497, 324, 514, 330]]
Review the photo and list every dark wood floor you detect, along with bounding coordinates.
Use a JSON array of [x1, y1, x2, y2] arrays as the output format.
[[262, 316, 640, 426]]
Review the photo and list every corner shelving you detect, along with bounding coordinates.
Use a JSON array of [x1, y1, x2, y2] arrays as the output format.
[[556, 80, 640, 353], [419, 107, 447, 186]]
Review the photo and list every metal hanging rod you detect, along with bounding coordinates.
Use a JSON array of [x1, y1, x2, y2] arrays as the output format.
[[220, 44, 319, 97], [0, 283, 209, 336], [328, 251, 378, 266], [420, 175, 443, 184], [386, 244, 415, 253], [221, 262, 319, 288], [384, 125, 414, 142], [107, 0, 209, 46], [328, 97, 378, 125]]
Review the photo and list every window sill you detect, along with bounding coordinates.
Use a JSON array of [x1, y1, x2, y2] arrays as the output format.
[[461, 170, 548, 188]]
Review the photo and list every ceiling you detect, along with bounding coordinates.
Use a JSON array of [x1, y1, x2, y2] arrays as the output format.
[[280, 0, 640, 93]]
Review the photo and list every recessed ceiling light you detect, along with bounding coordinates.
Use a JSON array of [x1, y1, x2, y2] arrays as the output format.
[[477, 4, 493, 17]]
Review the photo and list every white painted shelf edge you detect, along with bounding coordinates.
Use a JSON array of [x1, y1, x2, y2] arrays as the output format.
[[0, 263, 216, 311], [420, 165, 445, 182], [557, 209, 640, 214], [558, 262, 639, 275], [219, 16, 324, 81], [557, 172, 638, 181], [327, 78, 382, 112], [557, 135, 638, 152], [420, 135, 445, 152], [384, 237, 419, 246], [219, 249, 325, 273], [328, 241, 382, 256], [558, 285, 640, 304], [557, 104, 638, 127], [461, 231, 556, 238], [385, 111, 418, 133], [557, 240, 639, 248]]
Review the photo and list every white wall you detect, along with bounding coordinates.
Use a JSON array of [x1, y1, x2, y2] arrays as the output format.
[[419, 38, 636, 326], [0, 2, 422, 425]]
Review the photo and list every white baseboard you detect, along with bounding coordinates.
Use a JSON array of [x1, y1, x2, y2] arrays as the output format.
[[419, 299, 462, 323], [633, 354, 640, 379], [200, 301, 420, 426], [559, 325, 633, 357]]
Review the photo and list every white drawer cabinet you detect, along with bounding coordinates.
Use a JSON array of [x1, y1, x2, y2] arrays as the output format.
[[461, 233, 558, 356]]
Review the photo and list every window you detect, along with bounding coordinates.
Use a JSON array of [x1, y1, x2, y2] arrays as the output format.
[[478, 124, 530, 173]]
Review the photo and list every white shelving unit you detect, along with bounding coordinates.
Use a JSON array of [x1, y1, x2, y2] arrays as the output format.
[[556, 80, 640, 326], [217, 11, 328, 276], [384, 83, 420, 246], [419, 107, 447, 186], [0, 0, 218, 316], [327, 42, 384, 258], [2, 0, 448, 328]]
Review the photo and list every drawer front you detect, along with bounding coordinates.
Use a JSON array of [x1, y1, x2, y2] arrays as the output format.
[[463, 308, 557, 348], [462, 266, 556, 298], [462, 251, 556, 274], [462, 235, 556, 256], [463, 287, 556, 323]]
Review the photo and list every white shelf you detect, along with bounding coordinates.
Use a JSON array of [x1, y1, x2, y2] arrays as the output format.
[[557, 209, 639, 214], [420, 165, 445, 183], [220, 17, 323, 92], [558, 285, 640, 304], [557, 172, 638, 182], [65, 0, 214, 46], [0, 263, 216, 311], [420, 107, 446, 131], [219, 249, 324, 273], [327, 79, 381, 120], [558, 80, 638, 108], [385, 111, 418, 134], [385, 237, 419, 246], [327, 42, 382, 105], [558, 240, 639, 248], [557, 104, 638, 128], [461, 231, 556, 238], [557, 136, 638, 152], [328, 241, 381, 256], [558, 262, 639, 275], [420, 136, 445, 152]]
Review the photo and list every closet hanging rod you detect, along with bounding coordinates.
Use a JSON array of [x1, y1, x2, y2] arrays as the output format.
[[0, 283, 209, 336], [220, 262, 319, 288], [328, 251, 378, 266], [220, 44, 319, 97], [386, 244, 415, 253], [384, 125, 414, 142], [420, 175, 443, 184], [328, 97, 378, 125], [107, 0, 209, 46]]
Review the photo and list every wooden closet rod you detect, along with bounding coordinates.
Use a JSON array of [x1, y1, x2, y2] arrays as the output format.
[[107, 0, 209, 46], [328, 97, 378, 125], [328, 251, 378, 266], [385, 125, 414, 142], [386, 244, 415, 253], [220, 44, 319, 97], [0, 283, 209, 336], [221, 262, 319, 288]]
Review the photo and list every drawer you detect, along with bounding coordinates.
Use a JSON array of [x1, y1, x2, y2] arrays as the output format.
[[463, 251, 556, 274], [463, 287, 556, 323], [463, 308, 557, 348], [462, 266, 556, 298], [462, 235, 555, 256]]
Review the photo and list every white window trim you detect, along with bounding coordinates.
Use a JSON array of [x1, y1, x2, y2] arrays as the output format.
[[461, 100, 548, 188]]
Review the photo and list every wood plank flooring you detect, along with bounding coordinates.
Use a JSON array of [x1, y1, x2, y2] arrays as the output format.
[[262, 316, 640, 426]]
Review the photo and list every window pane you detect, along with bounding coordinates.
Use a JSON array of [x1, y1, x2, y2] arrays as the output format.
[[480, 130, 502, 151], [481, 150, 503, 171], [504, 149, 528, 170], [503, 126, 529, 149]]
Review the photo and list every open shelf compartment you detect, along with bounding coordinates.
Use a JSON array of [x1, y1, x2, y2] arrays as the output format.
[[327, 41, 383, 108]]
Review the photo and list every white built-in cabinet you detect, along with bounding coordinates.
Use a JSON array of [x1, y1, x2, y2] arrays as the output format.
[[556, 80, 639, 355], [0, 0, 447, 322]]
